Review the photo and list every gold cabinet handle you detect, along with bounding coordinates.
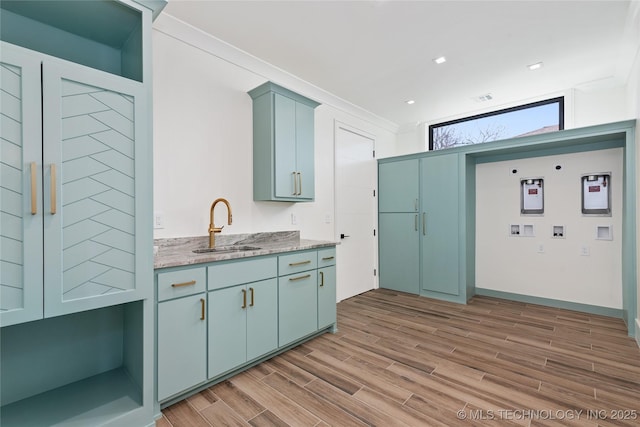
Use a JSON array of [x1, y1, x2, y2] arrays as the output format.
[[297, 172, 302, 196], [292, 171, 298, 196], [30, 162, 37, 215], [241, 289, 247, 309], [171, 280, 196, 288], [415, 215, 418, 231], [200, 298, 205, 321], [289, 260, 311, 267], [289, 274, 311, 282], [322, 256, 334, 261], [249, 287, 254, 307], [422, 212, 426, 236], [50, 164, 56, 214], [319, 271, 324, 287]]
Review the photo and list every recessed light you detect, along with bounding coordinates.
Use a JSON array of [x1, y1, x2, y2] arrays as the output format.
[[528, 62, 543, 70], [405, 100, 415, 105], [433, 56, 446, 65]]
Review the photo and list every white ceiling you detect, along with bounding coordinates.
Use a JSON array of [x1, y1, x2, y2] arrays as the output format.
[[162, 0, 640, 128]]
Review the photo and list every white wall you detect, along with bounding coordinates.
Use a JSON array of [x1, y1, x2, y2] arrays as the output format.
[[152, 17, 396, 241], [476, 149, 624, 308]]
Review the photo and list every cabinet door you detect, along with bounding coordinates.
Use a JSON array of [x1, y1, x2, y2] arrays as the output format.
[[42, 61, 149, 317], [317, 266, 336, 329], [208, 285, 247, 379], [420, 155, 460, 296], [157, 294, 207, 401], [273, 93, 297, 199], [295, 101, 315, 200], [378, 159, 419, 212], [0, 45, 44, 326], [246, 278, 278, 361], [278, 271, 318, 347], [378, 213, 420, 294]]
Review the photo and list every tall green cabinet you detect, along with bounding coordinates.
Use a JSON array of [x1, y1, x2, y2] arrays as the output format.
[[378, 153, 470, 303], [0, 1, 164, 425]]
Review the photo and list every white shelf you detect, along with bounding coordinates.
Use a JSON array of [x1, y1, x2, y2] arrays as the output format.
[[1, 368, 142, 427]]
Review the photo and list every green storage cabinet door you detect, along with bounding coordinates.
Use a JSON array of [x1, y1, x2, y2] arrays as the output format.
[[278, 271, 318, 347], [420, 154, 460, 296], [294, 101, 315, 200], [41, 60, 150, 317], [246, 278, 278, 361], [157, 294, 207, 401], [378, 159, 419, 212], [0, 45, 44, 326], [274, 93, 297, 199], [208, 284, 247, 378], [378, 213, 420, 294], [317, 265, 336, 329]]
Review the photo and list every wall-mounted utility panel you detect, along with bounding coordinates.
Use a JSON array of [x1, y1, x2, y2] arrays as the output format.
[[522, 224, 535, 237], [581, 173, 611, 216], [521, 178, 544, 215]]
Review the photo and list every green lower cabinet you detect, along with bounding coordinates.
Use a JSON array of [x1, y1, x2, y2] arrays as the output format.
[[378, 213, 420, 294], [157, 294, 207, 401], [208, 278, 278, 379], [317, 265, 336, 329], [278, 271, 318, 347], [420, 155, 460, 297]]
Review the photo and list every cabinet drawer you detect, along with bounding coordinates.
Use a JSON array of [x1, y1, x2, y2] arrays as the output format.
[[278, 251, 317, 275], [157, 267, 206, 302], [208, 256, 277, 290], [317, 248, 336, 267]]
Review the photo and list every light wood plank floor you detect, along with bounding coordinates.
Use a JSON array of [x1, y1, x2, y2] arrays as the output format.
[[158, 289, 640, 427]]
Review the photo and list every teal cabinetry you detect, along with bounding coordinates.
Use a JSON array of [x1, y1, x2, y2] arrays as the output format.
[[378, 213, 420, 294], [208, 278, 278, 378], [317, 248, 337, 330], [378, 159, 419, 212], [0, 42, 149, 322], [278, 251, 318, 346], [155, 247, 337, 406], [378, 153, 467, 302], [249, 82, 320, 202], [207, 256, 278, 378], [157, 268, 206, 401], [420, 155, 460, 296], [0, 1, 162, 425]]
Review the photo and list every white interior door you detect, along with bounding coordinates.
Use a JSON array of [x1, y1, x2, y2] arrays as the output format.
[[335, 122, 376, 301]]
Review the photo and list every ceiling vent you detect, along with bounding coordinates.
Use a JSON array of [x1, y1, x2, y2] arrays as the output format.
[[473, 93, 493, 102]]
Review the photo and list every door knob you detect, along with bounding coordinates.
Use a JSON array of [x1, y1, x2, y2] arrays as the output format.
[[340, 234, 350, 239]]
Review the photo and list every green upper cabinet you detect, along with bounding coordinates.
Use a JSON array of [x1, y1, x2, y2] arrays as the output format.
[[378, 159, 419, 212], [0, 46, 44, 326], [249, 82, 320, 202]]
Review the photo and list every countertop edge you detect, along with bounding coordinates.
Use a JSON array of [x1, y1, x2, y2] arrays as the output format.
[[154, 240, 338, 270]]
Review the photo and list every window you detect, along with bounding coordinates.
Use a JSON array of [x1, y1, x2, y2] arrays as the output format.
[[429, 97, 564, 151]]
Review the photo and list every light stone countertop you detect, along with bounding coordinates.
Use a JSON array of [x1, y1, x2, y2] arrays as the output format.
[[154, 231, 338, 269]]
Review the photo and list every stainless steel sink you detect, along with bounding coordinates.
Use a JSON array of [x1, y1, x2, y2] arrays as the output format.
[[192, 245, 261, 254]]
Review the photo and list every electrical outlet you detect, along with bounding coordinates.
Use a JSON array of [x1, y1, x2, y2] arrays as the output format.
[[537, 243, 544, 253], [580, 245, 590, 256], [291, 213, 297, 225], [153, 211, 164, 229]]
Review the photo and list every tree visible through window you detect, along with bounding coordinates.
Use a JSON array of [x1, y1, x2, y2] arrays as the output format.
[[429, 97, 564, 151]]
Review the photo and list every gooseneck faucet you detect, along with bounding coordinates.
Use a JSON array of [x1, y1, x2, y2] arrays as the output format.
[[209, 198, 232, 248]]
